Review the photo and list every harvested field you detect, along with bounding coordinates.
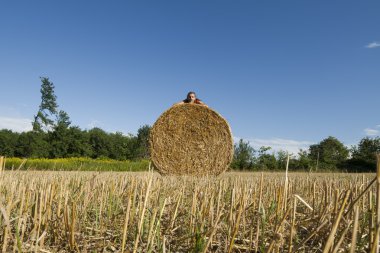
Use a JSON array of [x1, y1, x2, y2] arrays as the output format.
[[0, 170, 378, 252]]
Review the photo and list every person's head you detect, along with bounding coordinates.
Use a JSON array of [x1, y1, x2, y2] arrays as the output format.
[[186, 91, 196, 102]]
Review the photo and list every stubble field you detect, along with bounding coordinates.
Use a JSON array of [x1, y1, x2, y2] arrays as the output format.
[[0, 170, 377, 252]]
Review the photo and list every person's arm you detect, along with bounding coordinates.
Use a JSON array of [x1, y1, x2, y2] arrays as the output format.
[[174, 101, 185, 106], [197, 100, 208, 107]]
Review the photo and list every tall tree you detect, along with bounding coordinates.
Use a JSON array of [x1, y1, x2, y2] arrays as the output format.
[[32, 77, 71, 130], [33, 77, 59, 132]]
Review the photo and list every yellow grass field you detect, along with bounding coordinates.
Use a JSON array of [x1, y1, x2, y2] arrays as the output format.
[[0, 171, 377, 252]]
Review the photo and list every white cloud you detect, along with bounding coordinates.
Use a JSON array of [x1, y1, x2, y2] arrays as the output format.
[[364, 128, 379, 136], [234, 136, 313, 155], [0, 116, 32, 132], [365, 42, 380, 49]]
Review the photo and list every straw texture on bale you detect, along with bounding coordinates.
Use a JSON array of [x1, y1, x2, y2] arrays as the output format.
[[149, 104, 233, 176]]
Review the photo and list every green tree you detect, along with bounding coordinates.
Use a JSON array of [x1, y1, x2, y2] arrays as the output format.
[[88, 127, 111, 158], [48, 110, 72, 158], [33, 77, 59, 132], [293, 149, 313, 171], [309, 136, 349, 170], [15, 131, 49, 158], [348, 137, 380, 172], [257, 146, 277, 170], [65, 127, 92, 157], [32, 77, 71, 131], [56, 110, 71, 129], [231, 139, 255, 170], [109, 132, 132, 160], [0, 129, 19, 156], [276, 150, 288, 170], [136, 125, 151, 159], [125, 134, 141, 160]]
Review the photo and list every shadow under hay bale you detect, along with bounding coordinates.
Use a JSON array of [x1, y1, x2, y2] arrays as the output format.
[[149, 104, 233, 176]]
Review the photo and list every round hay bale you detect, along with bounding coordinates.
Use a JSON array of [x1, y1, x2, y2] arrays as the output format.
[[149, 104, 234, 176]]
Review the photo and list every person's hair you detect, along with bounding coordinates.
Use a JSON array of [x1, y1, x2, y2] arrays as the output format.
[[183, 91, 197, 103], [186, 91, 196, 100]]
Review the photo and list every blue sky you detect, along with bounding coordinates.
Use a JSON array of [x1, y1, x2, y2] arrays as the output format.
[[0, 1, 379, 154]]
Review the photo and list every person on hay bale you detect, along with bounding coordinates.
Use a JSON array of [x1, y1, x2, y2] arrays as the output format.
[[177, 91, 208, 107]]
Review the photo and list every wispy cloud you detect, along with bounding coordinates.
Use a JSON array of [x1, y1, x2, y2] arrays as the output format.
[[0, 116, 32, 132], [233, 136, 313, 154], [365, 42, 380, 49], [364, 128, 379, 136]]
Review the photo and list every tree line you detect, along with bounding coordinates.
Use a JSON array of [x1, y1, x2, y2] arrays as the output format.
[[0, 126, 150, 160], [2, 127, 379, 172], [232, 136, 380, 172]]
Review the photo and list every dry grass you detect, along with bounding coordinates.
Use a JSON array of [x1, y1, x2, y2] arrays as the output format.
[[150, 104, 234, 176], [0, 170, 378, 252]]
